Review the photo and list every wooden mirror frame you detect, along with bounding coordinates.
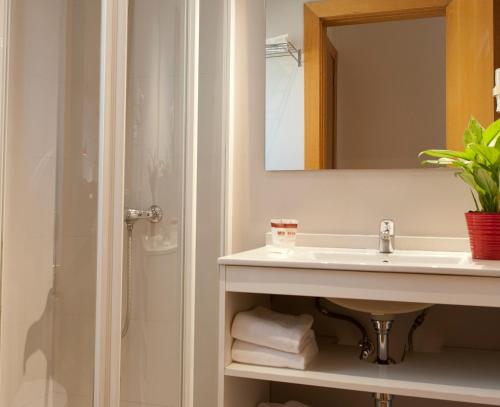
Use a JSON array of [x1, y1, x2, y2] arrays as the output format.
[[304, 0, 500, 170]]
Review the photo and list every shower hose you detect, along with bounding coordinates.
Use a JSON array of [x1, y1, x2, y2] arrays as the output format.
[[121, 223, 133, 338]]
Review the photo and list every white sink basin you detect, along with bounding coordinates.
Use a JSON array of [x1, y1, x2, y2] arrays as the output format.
[[313, 249, 467, 267], [327, 298, 432, 317]]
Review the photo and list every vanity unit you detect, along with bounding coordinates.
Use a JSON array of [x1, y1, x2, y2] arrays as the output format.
[[218, 235, 500, 407]]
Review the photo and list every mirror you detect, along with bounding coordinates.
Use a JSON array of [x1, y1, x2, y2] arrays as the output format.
[[265, 0, 499, 171]]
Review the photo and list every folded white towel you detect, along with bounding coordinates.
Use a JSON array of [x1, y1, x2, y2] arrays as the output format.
[[231, 307, 314, 353], [258, 402, 310, 407], [232, 338, 319, 370], [266, 34, 289, 46]]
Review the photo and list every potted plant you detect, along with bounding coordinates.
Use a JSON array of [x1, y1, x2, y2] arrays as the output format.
[[419, 117, 500, 260]]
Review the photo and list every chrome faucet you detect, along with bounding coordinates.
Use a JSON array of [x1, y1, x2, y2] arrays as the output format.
[[125, 205, 163, 229], [379, 219, 395, 253]]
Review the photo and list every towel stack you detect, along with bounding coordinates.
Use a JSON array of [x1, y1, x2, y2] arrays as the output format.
[[231, 306, 318, 370], [266, 34, 289, 46], [258, 402, 310, 407]]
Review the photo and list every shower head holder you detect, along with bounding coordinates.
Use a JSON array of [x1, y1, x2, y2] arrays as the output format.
[[125, 205, 163, 227]]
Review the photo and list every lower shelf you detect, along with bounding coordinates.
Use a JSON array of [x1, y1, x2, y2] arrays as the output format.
[[225, 342, 500, 405]]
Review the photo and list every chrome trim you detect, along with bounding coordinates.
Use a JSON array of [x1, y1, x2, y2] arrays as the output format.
[[379, 219, 395, 253]]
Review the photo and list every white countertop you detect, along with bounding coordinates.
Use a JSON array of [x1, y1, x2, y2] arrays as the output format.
[[219, 246, 500, 277]]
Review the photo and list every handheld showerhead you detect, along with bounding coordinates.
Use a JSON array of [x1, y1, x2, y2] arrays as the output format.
[[121, 204, 163, 338]]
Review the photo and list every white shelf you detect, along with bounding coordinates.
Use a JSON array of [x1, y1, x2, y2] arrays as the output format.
[[225, 343, 500, 405]]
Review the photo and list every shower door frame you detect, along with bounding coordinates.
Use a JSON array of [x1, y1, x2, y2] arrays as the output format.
[[95, 0, 199, 407], [0, 0, 8, 322], [94, 0, 128, 405], [0, 0, 198, 405]]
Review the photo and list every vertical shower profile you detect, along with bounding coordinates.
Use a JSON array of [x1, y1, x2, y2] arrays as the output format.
[[122, 205, 163, 338]]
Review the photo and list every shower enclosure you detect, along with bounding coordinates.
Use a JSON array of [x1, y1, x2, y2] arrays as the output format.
[[0, 0, 198, 406]]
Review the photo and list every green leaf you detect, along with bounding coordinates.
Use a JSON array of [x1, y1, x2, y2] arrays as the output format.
[[473, 167, 499, 198], [419, 116, 500, 212], [465, 145, 477, 159], [470, 190, 480, 211], [455, 168, 500, 212], [419, 149, 472, 161], [464, 117, 484, 145], [483, 119, 500, 146], [468, 144, 500, 165], [421, 158, 455, 167], [478, 195, 496, 212], [456, 171, 485, 194]]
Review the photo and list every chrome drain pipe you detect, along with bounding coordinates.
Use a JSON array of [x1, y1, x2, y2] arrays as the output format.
[[372, 317, 395, 407], [374, 393, 393, 407], [372, 319, 393, 365]]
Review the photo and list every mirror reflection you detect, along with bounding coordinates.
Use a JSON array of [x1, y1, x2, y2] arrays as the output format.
[[265, 0, 446, 171]]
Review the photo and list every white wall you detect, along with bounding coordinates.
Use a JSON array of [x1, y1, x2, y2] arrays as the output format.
[[265, 1, 446, 171], [229, 2, 495, 406], [232, 0, 470, 256], [190, 1, 498, 406], [265, 0, 306, 171], [266, 0, 305, 49], [328, 18, 446, 169], [266, 57, 304, 170]]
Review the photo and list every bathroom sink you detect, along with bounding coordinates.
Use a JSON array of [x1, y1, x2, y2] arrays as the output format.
[[312, 249, 467, 267], [326, 298, 432, 317], [219, 245, 500, 277]]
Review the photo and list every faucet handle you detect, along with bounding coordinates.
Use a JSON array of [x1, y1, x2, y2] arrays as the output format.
[[380, 219, 394, 236]]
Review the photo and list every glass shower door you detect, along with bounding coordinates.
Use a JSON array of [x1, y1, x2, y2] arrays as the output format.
[[119, 1, 188, 406], [0, 0, 192, 405], [0, 0, 102, 406]]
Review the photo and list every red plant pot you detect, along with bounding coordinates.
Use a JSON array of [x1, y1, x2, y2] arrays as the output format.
[[465, 212, 500, 260]]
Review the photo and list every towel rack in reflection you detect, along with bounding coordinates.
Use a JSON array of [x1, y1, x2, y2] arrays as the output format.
[[266, 41, 302, 67]]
